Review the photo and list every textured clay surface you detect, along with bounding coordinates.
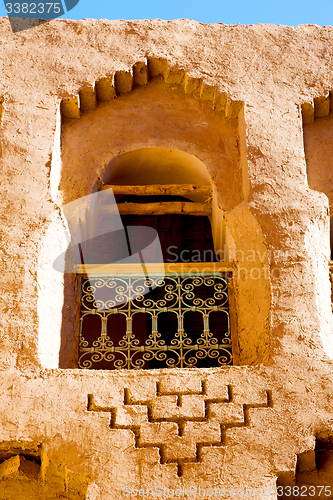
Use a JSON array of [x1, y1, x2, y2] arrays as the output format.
[[1, 17, 333, 499]]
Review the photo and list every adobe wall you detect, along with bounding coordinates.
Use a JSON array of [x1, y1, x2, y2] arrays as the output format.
[[1, 17, 333, 498]]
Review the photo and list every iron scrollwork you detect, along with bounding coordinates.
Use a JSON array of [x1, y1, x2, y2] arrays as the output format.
[[78, 273, 233, 369]]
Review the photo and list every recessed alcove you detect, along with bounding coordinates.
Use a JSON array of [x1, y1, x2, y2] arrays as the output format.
[[38, 76, 271, 368], [303, 112, 333, 357], [303, 114, 333, 258]]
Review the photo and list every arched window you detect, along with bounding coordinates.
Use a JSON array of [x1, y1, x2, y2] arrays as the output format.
[[76, 184, 234, 369]]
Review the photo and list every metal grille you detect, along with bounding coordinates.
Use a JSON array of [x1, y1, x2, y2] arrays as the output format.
[[78, 272, 233, 369]]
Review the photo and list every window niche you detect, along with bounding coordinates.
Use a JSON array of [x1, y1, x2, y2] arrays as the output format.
[[76, 183, 234, 370], [38, 68, 271, 368], [303, 109, 333, 262], [302, 104, 333, 356]]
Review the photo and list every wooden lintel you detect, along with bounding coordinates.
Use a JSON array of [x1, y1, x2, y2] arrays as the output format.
[[75, 262, 235, 275], [102, 201, 212, 216], [100, 184, 212, 197]]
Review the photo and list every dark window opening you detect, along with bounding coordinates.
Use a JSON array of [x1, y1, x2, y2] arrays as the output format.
[[85, 195, 219, 265], [78, 193, 233, 370]]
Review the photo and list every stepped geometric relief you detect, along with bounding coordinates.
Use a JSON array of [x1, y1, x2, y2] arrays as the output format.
[[87, 381, 273, 476]]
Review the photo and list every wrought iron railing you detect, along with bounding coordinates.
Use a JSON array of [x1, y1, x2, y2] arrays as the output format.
[[77, 265, 233, 370]]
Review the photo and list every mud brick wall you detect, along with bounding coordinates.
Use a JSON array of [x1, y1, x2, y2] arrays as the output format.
[[1, 18, 333, 498]]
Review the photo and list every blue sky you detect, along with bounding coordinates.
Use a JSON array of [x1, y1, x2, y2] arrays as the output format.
[[1, 0, 333, 26]]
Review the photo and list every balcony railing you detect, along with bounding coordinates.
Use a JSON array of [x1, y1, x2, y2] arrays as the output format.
[[77, 264, 234, 370]]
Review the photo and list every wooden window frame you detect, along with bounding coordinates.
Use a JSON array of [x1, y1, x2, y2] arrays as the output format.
[[75, 184, 238, 369]]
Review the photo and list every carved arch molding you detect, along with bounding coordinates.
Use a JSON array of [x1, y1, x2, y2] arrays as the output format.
[[60, 57, 244, 121]]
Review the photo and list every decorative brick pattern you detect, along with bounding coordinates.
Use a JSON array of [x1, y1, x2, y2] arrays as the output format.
[[60, 57, 244, 121], [87, 381, 273, 476]]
